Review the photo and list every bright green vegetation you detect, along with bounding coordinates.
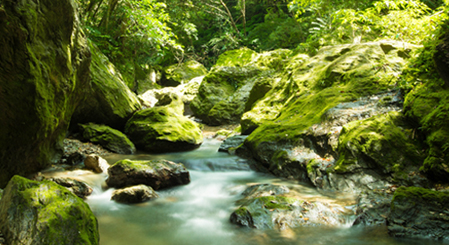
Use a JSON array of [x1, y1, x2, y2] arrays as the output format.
[[0, 176, 99, 244], [161, 60, 208, 86], [332, 112, 424, 179]]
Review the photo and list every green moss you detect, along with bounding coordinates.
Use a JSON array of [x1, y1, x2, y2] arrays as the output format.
[[215, 48, 258, 67], [256, 196, 297, 210], [0, 176, 99, 244], [125, 99, 203, 152], [244, 42, 416, 167], [391, 186, 449, 211], [404, 81, 449, 181], [79, 123, 136, 154], [331, 112, 423, 178], [162, 60, 207, 86], [307, 159, 320, 176]]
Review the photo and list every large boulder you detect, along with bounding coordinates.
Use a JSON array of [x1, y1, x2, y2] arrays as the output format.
[[239, 41, 421, 192], [0, 176, 99, 245], [0, 0, 91, 187], [106, 159, 190, 189], [71, 40, 141, 130], [111, 185, 159, 204], [79, 123, 136, 154], [125, 94, 203, 153], [160, 60, 207, 87], [387, 186, 449, 240]]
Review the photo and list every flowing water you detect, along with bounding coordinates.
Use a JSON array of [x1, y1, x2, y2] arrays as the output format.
[[50, 139, 446, 245]]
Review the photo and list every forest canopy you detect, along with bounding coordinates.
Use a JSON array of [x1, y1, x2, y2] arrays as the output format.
[[77, 0, 448, 79]]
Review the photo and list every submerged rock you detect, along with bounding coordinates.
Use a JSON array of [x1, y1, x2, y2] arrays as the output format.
[[230, 184, 345, 230], [71, 40, 141, 130], [125, 94, 203, 153], [387, 186, 449, 240], [106, 159, 190, 190], [84, 154, 110, 174], [0, 0, 91, 187], [79, 123, 136, 154], [111, 185, 159, 204], [45, 177, 93, 199], [0, 176, 99, 245]]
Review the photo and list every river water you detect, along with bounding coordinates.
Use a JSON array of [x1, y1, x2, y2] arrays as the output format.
[[58, 139, 445, 245]]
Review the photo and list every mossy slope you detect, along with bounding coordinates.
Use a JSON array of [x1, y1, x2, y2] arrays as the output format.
[[0, 0, 91, 187], [79, 123, 136, 154], [0, 176, 99, 245]]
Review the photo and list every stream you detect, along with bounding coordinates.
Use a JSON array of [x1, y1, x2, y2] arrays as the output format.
[[51, 139, 446, 245]]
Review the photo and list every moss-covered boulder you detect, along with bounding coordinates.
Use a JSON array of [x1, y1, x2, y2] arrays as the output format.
[[0, 176, 99, 245], [79, 123, 136, 154], [404, 82, 449, 182], [215, 47, 259, 67], [0, 0, 91, 187], [71, 40, 141, 130], [106, 159, 190, 189], [326, 112, 426, 191], [160, 60, 207, 87], [388, 186, 449, 240], [239, 41, 420, 191], [190, 66, 262, 125], [111, 185, 159, 204], [125, 94, 203, 153]]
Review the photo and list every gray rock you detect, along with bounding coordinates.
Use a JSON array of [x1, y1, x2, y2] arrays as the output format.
[[84, 154, 110, 173], [106, 159, 190, 190], [79, 123, 136, 154], [111, 185, 159, 204], [0, 176, 99, 245], [45, 177, 93, 199], [352, 190, 393, 226], [218, 135, 248, 154], [387, 186, 449, 240]]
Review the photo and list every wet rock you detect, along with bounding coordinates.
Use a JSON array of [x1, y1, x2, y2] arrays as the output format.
[[111, 185, 159, 204], [79, 123, 136, 154], [387, 186, 449, 240], [230, 184, 344, 230], [125, 94, 203, 153], [218, 135, 248, 154], [45, 177, 93, 199], [84, 154, 110, 174], [0, 176, 99, 244], [160, 60, 208, 87], [71, 40, 141, 130], [65, 152, 86, 166], [0, 0, 91, 188], [106, 159, 190, 190], [63, 138, 110, 157], [352, 190, 393, 226]]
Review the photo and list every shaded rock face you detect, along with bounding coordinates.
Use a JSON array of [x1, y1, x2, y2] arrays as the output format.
[[0, 176, 99, 245], [435, 29, 449, 88], [0, 0, 91, 188], [79, 123, 136, 154], [84, 154, 110, 174], [106, 159, 190, 190], [230, 184, 346, 230], [45, 177, 93, 199], [218, 135, 248, 154], [352, 190, 393, 226], [161, 60, 208, 87], [111, 185, 159, 204], [387, 187, 449, 240], [125, 94, 203, 153], [71, 40, 141, 130]]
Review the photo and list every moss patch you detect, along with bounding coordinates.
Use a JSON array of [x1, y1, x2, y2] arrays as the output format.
[[79, 123, 136, 154], [391, 186, 449, 211], [161, 60, 207, 87]]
